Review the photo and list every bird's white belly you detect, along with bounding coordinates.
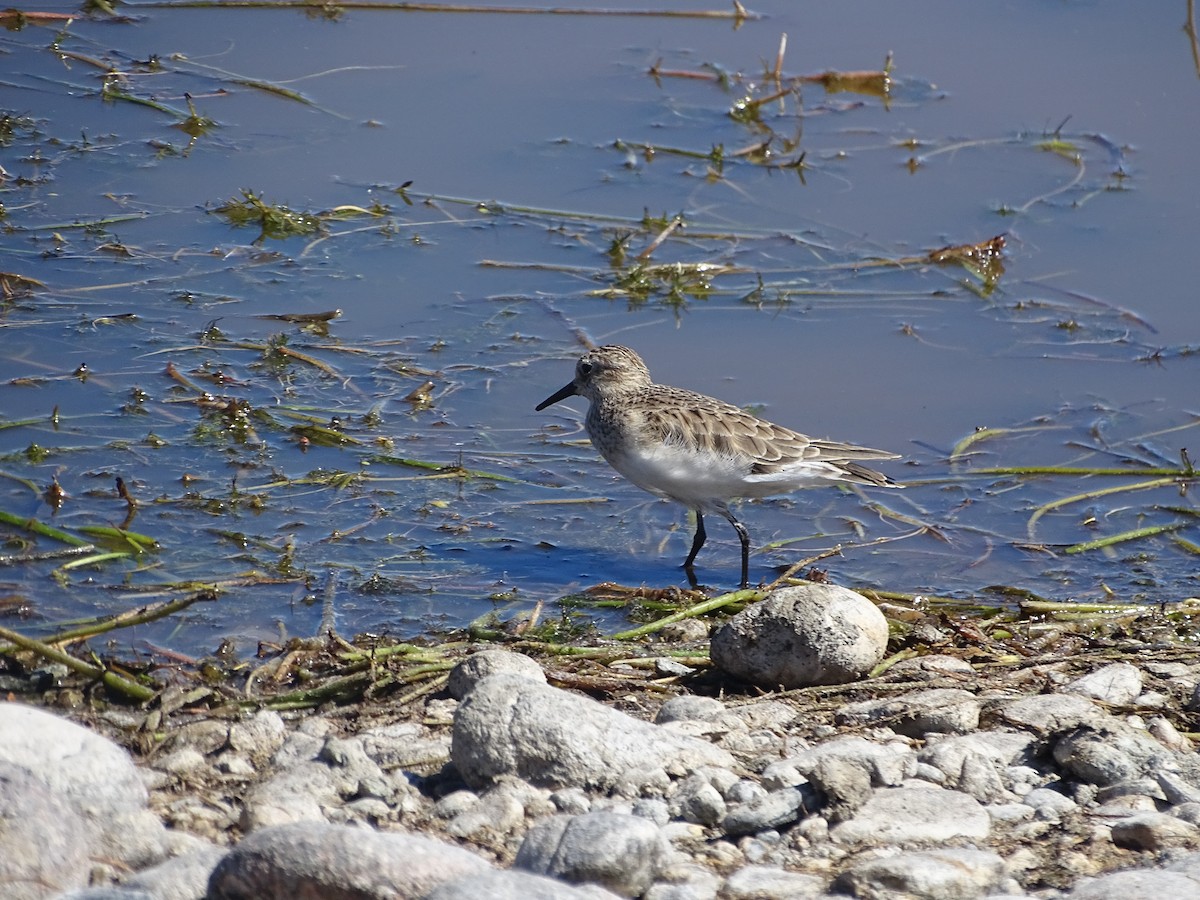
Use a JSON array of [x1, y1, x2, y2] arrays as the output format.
[[601, 441, 830, 508]]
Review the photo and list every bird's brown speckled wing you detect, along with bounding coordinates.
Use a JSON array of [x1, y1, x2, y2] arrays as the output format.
[[635, 386, 898, 485]]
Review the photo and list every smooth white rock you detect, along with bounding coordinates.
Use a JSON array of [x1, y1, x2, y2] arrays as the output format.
[[424, 868, 622, 899], [206, 821, 488, 899], [1067, 869, 1200, 899], [514, 811, 669, 897], [721, 864, 827, 899], [710, 584, 889, 688], [447, 649, 546, 699], [1062, 663, 1143, 706], [1110, 812, 1200, 851], [452, 674, 735, 790], [835, 688, 981, 736], [831, 784, 991, 845], [835, 848, 1008, 900]]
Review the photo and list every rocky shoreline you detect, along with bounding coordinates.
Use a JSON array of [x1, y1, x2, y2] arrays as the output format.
[[4, 586, 1200, 899]]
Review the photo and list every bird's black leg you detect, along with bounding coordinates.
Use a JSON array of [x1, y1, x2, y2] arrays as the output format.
[[683, 510, 706, 580], [718, 508, 751, 589]]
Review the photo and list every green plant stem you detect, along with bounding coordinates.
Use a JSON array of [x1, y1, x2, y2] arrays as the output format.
[[0, 624, 156, 702], [1027, 477, 1178, 537], [611, 589, 759, 641], [1064, 522, 1188, 555], [0, 510, 91, 547], [978, 466, 1195, 477]]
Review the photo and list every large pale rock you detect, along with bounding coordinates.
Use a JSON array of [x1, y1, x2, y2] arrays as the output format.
[[1062, 663, 1144, 706], [0, 704, 147, 816], [1053, 724, 1173, 786], [836, 688, 981, 736], [1068, 868, 1200, 899], [514, 812, 669, 897], [424, 869, 621, 899], [447, 649, 546, 699], [0, 762, 91, 899], [206, 822, 488, 899], [710, 584, 888, 687], [834, 848, 1009, 899], [831, 784, 991, 845], [451, 674, 734, 790], [0, 704, 172, 871]]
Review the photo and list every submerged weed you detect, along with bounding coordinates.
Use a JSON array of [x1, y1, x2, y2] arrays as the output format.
[[213, 189, 323, 244]]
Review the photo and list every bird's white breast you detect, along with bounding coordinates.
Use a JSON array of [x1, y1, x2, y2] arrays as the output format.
[[599, 438, 839, 509]]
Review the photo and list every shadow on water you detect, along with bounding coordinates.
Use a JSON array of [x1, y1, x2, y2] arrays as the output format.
[[0, 1, 1197, 673]]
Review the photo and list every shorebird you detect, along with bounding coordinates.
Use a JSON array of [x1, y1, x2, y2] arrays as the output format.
[[536, 345, 900, 588]]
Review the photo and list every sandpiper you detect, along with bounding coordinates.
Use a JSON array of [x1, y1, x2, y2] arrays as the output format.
[[536, 345, 900, 589]]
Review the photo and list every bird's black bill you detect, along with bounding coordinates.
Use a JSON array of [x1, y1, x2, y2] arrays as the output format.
[[535, 381, 577, 411]]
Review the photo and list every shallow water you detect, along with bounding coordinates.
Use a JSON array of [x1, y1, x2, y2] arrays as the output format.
[[0, 0, 1197, 660]]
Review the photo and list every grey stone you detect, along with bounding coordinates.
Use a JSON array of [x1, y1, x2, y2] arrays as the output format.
[[122, 844, 228, 900], [356, 722, 451, 773], [836, 688, 981, 736], [1110, 812, 1200, 851], [919, 732, 1035, 779], [655, 696, 726, 724], [886, 653, 977, 679], [632, 798, 671, 826], [1159, 771, 1200, 806], [994, 694, 1105, 735], [0, 761, 91, 899], [551, 788, 592, 814], [434, 790, 479, 819], [720, 864, 826, 899], [955, 752, 1009, 803], [206, 821, 488, 899], [831, 785, 991, 845], [806, 756, 873, 819], [1022, 787, 1077, 818], [447, 649, 545, 700], [762, 736, 916, 791], [227, 710, 287, 760], [1053, 725, 1171, 786], [1175, 803, 1200, 826], [1096, 777, 1166, 804], [445, 782, 528, 840], [643, 864, 722, 900], [514, 811, 669, 897], [451, 674, 734, 790], [158, 747, 208, 777], [987, 803, 1035, 824], [722, 782, 766, 810], [1067, 869, 1200, 899], [240, 761, 338, 830], [423, 868, 622, 899], [710, 584, 888, 688], [1062, 663, 1143, 706], [1149, 716, 1194, 752], [722, 786, 814, 836], [0, 704, 148, 817], [835, 848, 1008, 900], [1166, 851, 1200, 878], [668, 776, 727, 826]]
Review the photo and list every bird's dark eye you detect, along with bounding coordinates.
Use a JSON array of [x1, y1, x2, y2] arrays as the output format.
[[578, 361, 593, 377]]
